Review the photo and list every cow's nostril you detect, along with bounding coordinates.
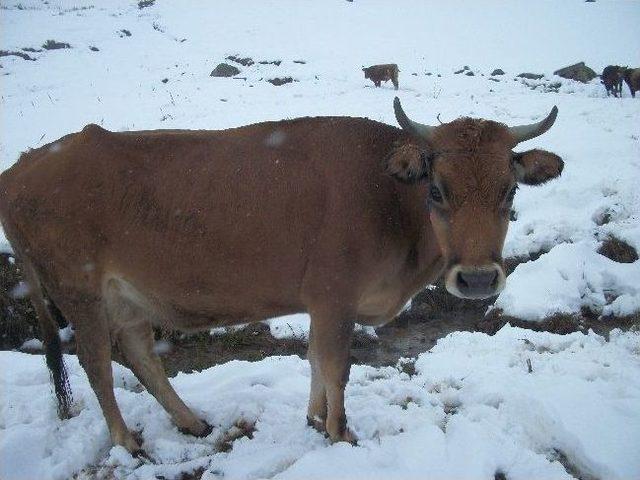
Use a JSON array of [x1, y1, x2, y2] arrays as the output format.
[[457, 271, 469, 289], [489, 270, 499, 288], [456, 268, 500, 293]]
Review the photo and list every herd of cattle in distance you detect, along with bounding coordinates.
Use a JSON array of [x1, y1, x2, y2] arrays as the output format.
[[602, 65, 640, 98], [362, 62, 640, 98]]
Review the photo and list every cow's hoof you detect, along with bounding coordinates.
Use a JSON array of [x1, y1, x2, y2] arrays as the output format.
[[113, 430, 144, 456], [179, 419, 213, 438], [308, 415, 358, 445], [307, 415, 326, 433], [328, 427, 358, 446], [132, 447, 153, 463]]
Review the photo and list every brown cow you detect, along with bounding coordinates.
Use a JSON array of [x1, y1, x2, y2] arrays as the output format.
[[363, 64, 399, 90], [623, 68, 640, 98], [0, 98, 562, 454], [601, 65, 625, 97]]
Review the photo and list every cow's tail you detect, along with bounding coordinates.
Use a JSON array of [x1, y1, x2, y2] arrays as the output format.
[[38, 284, 73, 419], [1, 204, 73, 418]]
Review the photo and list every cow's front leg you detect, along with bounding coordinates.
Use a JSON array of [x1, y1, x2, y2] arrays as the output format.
[[307, 305, 356, 444]]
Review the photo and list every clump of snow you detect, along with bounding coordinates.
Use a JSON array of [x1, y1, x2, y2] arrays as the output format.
[[267, 314, 377, 341], [1, 326, 639, 479], [152, 339, 172, 355], [495, 241, 640, 319], [19, 338, 43, 351], [267, 314, 310, 340], [9, 281, 30, 299], [58, 325, 74, 343]]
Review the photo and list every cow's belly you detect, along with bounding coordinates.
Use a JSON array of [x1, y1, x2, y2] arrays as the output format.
[[101, 272, 301, 332]]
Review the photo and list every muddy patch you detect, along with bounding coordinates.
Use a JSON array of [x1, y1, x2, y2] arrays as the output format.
[[0, 253, 39, 349]]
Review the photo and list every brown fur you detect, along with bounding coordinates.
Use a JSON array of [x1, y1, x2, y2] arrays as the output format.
[[623, 68, 640, 98], [363, 64, 399, 90], [0, 111, 561, 452]]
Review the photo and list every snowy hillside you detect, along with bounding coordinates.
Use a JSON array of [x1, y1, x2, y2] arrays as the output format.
[[1, 1, 640, 478]]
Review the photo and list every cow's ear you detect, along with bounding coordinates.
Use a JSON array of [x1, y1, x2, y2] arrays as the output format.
[[513, 149, 563, 185], [385, 143, 430, 184]]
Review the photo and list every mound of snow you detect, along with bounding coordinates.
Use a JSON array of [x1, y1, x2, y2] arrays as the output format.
[[495, 241, 640, 319]]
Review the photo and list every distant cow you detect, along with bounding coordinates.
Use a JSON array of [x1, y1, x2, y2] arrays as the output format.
[[363, 64, 399, 89], [623, 68, 640, 98], [0, 98, 562, 454], [601, 65, 625, 97]]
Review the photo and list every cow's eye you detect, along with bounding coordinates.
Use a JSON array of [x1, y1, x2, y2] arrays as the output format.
[[506, 185, 518, 203], [430, 185, 444, 203]]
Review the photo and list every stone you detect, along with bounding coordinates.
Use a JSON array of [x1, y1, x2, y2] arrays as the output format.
[[210, 63, 241, 77]]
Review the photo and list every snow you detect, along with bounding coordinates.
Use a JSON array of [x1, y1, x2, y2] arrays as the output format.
[[1, 1, 640, 477], [267, 314, 376, 341], [495, 241, 640, 320], [19, 338, 43, 351], [1, 326, 639, 479]]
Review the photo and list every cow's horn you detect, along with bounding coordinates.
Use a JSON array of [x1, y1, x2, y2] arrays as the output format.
[[509, 106, 558, 145], [393, 97, 436, 140]]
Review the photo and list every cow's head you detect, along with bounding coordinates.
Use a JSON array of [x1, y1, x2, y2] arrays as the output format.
[[386, 97, 562, 299]]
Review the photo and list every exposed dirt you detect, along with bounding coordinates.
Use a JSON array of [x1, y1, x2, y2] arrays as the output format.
[[0, 253, 38, 349], [2, 251, 638, 377], [0, 50, 35, 61], [42, 39, 71, 50], [267, 77, 294, 86], [597, 236, 638, 263]]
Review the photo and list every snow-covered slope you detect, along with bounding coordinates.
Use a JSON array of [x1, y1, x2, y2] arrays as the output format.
[[1, 326, 639, 480]]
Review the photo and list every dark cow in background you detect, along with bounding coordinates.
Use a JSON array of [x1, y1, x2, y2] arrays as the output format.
[[363, 63, 399, 89], [623, 68, 640, 98], [601, 65, 625, 97], [0, 98, 562, 454]]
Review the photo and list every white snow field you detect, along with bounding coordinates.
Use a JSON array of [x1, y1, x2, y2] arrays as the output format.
[[2, 326, 640, 480], [1, 0, 640, 479]]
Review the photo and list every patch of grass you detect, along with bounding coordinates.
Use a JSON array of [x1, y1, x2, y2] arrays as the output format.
[[397, 358, 416, 376]]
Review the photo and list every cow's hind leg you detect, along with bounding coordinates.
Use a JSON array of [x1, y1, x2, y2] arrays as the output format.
[[70, 298, 143, 454], [105, 290, 211, 438]]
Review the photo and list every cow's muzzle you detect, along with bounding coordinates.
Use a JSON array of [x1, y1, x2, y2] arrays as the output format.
[[444, 263, 506, 299]]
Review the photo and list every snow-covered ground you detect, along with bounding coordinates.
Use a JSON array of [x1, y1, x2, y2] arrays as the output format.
[[1, 1, 640, 478], [2, 326, 640, 480]]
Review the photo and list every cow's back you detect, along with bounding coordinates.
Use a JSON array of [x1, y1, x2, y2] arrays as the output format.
[[0, 117, 408, 322]]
